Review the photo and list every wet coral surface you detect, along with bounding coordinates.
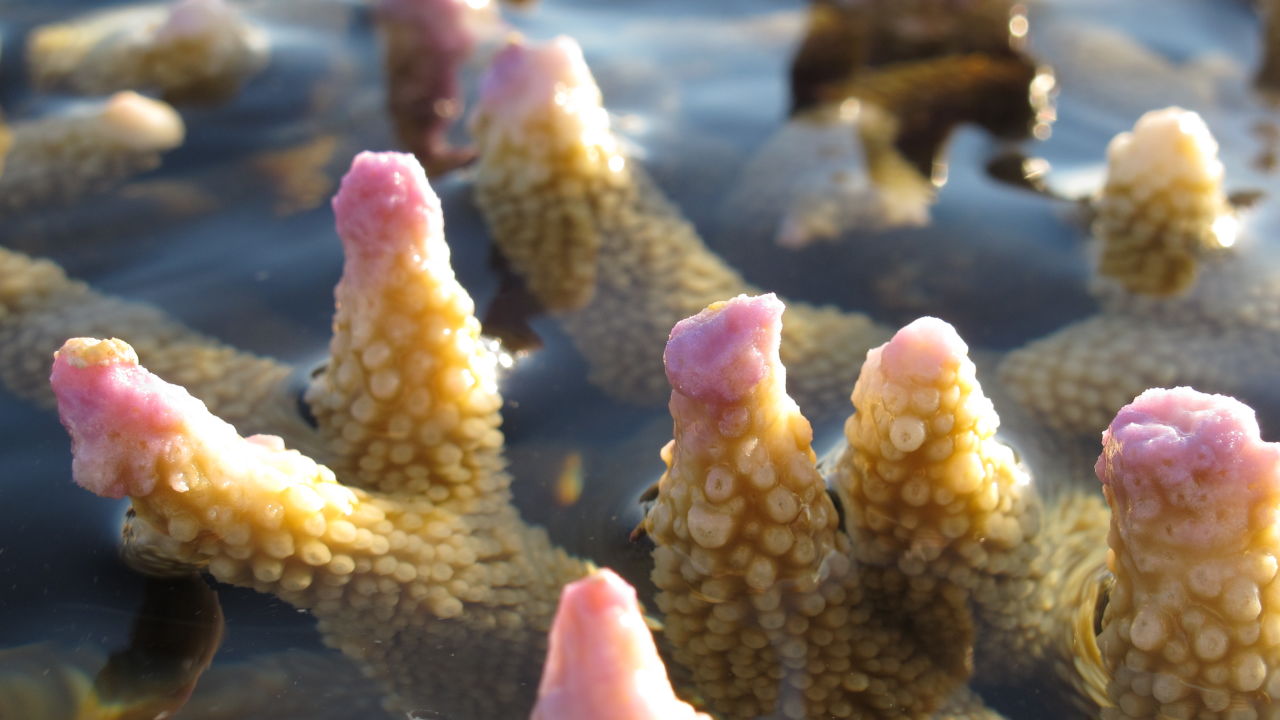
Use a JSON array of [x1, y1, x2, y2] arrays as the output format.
[[1, 0, 1278, 718]]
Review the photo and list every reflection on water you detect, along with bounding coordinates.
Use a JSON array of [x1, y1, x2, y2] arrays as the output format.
[[2, 576, 220, 718], [0, 0, 1276, 718]]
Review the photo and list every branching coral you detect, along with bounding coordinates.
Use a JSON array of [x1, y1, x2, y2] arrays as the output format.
[[1096, 387, 1280, 718], [49, 152, 591, 719], [644, 296, 969, 719], [470, 35, 891, 418], [11, 5, 1280, 720], [27, 0, 268, 103], [1090, 107, 1237, 297], [1000, 107, 1280, 437], [0, 92, 184, 211]]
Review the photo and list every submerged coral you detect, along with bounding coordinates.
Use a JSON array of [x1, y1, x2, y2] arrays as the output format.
[[27, 0, 268, 103], [0, 92, 185, 211], [375, 0, 501, 175], [1096, 387, 1280, 718], [49, 237, 1280, 718], [470, 36, 891, 418], [646, 297, 971, 719], [5, 1, 1280, 719], [1000, 107, 1280, 437], [50, 152, 591, 718]]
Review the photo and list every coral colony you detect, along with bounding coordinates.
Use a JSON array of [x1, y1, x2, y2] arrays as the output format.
[[2, 0, 1280, 718]]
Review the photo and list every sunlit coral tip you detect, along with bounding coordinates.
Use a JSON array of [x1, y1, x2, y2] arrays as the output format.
[[332, 151, 440, 259], [1105, 107, 1222, 188], [100, 92, 186, 150], [877, 316, 968, 385], [478, 35, 594, 117], [664, 294, 784, 405], [1096, 387, 1280, 548]]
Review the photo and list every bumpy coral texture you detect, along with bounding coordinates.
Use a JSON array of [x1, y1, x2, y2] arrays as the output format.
[[23, 17, 1280, 720], [0, 92, 185, 210], [0, 245, 299, 444], [49, 152, 591, 719], [1091, 107, 1234, 297], [645, 295, 972, 719], [835, 317, 1112, 710], [307, 151, 506, 511], [1096, 387, 1280, 719], [1000, 108, 1280, 437], [27, 0, 267, 102], [470, 35, 891, 419], [31, 245, 1119, 720]]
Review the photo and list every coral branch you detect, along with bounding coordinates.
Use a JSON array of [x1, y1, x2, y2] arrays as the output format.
[[1096, 387, 1280, 718], [835, 316, 1115, 709], [471, 36, 890, 418], [376, 0, 496, 175], [51, 333, 590, 716], [306, 151, 506, 508], [27, 0, 267, 103], [837, 317, 1039, 578], [0, 247, 300, 445], [1092, 107, 1234, 297], [0, 92, 184, 210], [1000, 110, 1280, 437], [645, 295, 962, 719]]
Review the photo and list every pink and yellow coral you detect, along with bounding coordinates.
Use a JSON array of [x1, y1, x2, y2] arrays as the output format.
[[470, 35, 890, 417], [1096, 387, 1280, 718], [645, 295, 967, 719], [306, 151, 506, 509], [49, 151, 591, 719]]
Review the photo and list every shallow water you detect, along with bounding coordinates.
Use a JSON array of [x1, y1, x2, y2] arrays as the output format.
[[0, 0, 1275, 718]]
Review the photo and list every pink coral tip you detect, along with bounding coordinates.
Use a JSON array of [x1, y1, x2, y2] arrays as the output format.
[[332, 151, 441, 263], [1096, 387, 1280, 548], [663, 294, 784, 405], [876, 316, 968, 386], [532, 569, 701, 720], [479, 35, 593, 119], [50, 338, 195, 499]]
